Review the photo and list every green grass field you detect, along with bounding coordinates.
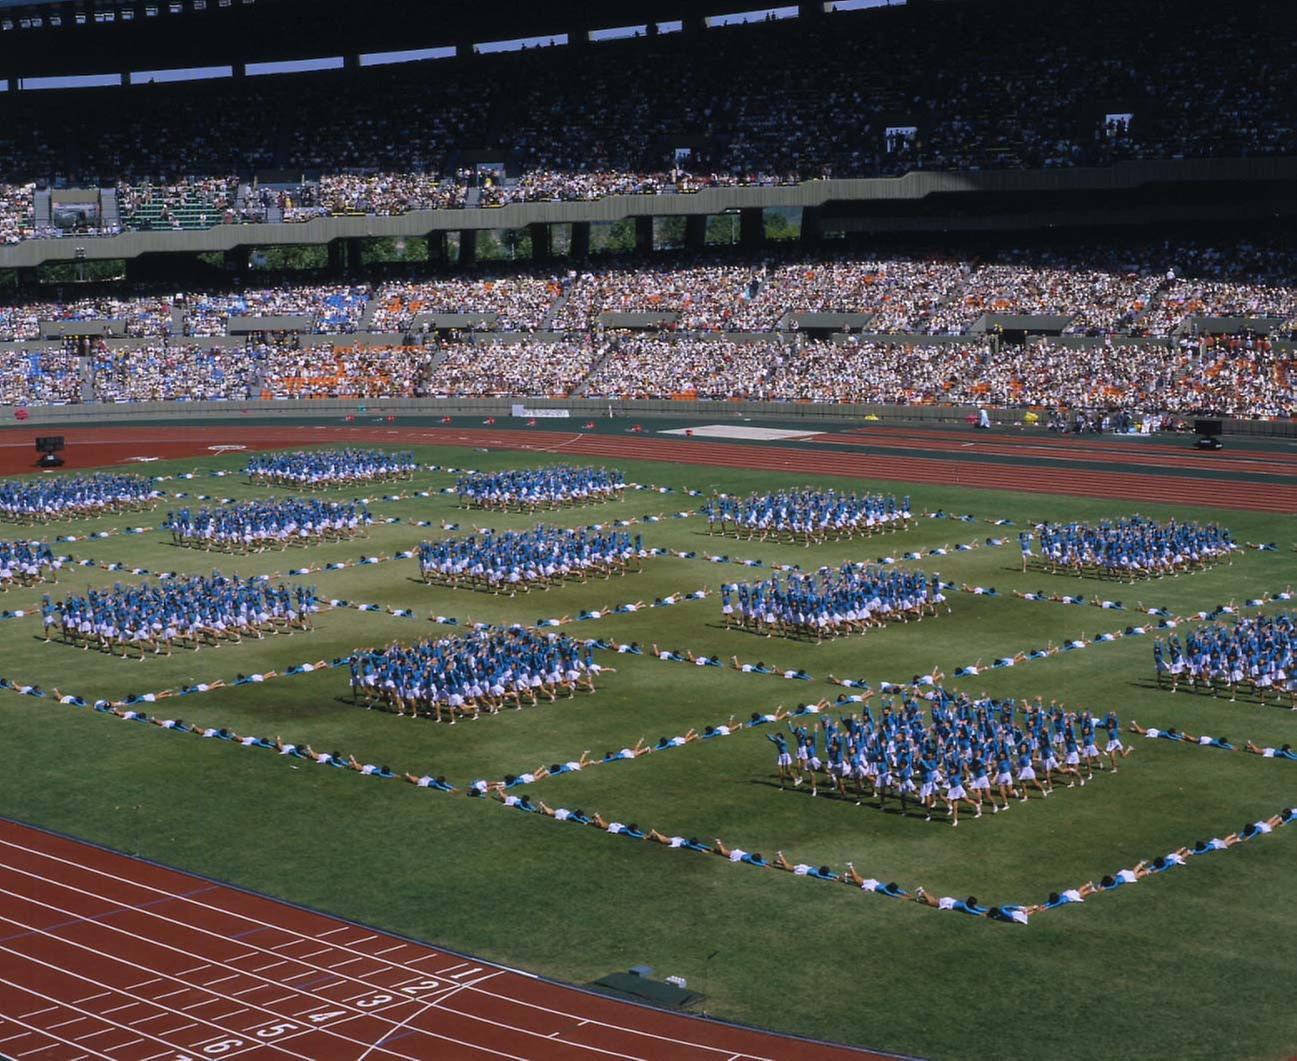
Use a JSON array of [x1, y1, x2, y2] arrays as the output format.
[[0, 446, 1294, 1061]]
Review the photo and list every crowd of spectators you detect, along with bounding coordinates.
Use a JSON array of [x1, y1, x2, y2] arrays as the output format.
[[183, 283, 369, 336], [116, 177, 239, 231], [91, 343, 261, 402], [0, 294, 172, 340], [0, 347, 81, 405], [0, 239, 1294, 339], [429, 338, 602, 398], [304, 174, 465, 219], [1, 325, 1290, 418], [371, 273, 565, 333], [0, 184, 36, 245], [555, 258, 772, 331], [424, 331, 1293, 419], [260, 342, 433, 398], [0, 0, 1289, 244]]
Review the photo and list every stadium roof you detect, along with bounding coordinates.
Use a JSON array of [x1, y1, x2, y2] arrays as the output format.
[[0, 0, 920, 80]]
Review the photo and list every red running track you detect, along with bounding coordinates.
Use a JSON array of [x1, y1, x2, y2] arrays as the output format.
[[822, 429, 1297, 478], [0, 423, 1290, 513], [0, 819, 891, 1061]]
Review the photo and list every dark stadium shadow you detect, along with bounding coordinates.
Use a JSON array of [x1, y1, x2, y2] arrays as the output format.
[[1128, 676, 1279, 708], [746, 778, 931, 818], [713, 623, 833, 646]]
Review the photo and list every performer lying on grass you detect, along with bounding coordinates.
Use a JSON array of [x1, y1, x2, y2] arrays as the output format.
[[1244, 741, 1297, 759], [402, 772, 457, 791], [727, 655, 813, 680]]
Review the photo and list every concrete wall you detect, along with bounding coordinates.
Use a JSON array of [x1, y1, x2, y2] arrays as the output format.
[[9, 395, 1293, 438], [8, 157, 1294, 268]]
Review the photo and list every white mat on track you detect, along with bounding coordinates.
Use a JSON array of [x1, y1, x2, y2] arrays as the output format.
[[658, 425, 822, 441]]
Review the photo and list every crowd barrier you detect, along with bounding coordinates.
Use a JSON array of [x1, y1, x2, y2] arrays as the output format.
[[6, 395, 1293, 439]]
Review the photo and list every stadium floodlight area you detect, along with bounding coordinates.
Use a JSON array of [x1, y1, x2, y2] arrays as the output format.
[[359, 45, 456, 67], [705, 6, 799, 27], [826, 0, 905, 11], [589, 24, 649, 42], [474, 33, 568, 54], [18, 72, 122, 90], [246, 55, 344, 76], [129, 65, 234, 85]]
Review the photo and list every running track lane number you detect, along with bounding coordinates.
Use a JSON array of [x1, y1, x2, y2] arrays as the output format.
[[180, 1019, 307, 1056]]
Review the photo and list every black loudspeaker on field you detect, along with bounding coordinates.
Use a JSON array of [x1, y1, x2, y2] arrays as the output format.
[[35, 435, 65, 467]]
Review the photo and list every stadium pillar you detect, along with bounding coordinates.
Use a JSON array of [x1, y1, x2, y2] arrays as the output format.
[[459, 229, 478, 265], [346, 237, 365, 273], [570, 221, 591, 260], [223, 246, 249, 272], [327, 239, 345, 275], [800, 206, 824, 245], [427, 231, 449, 264], [635, 216, 654, 256], [740, 207, 764, 249], [685, 214, 707, 250], [529, 222, 552, 261]]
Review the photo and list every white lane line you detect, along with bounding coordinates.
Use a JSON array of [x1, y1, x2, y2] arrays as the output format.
[[0, 961, 365, 1061], [132, 1013, 183, 1026], [463, 979, 779, 1061], [0, 896, 471, 1061], [0, 840, 481, 989], [0, 842, 630, 1060], [434, 981, 641, 1061], [7, 863, 435, 1028]]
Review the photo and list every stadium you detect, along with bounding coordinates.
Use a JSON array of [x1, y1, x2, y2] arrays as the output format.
[[0, 0, 1293, 1058]]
